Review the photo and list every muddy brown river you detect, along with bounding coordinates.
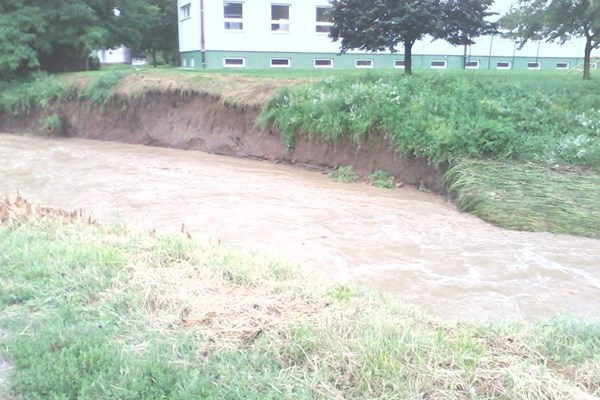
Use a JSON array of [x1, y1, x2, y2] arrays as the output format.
[[2, 134, 599, 322]]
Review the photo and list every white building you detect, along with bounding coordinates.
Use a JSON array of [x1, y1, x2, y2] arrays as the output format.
[[94, 46, 132, 65], [177, 0, 596, 70]]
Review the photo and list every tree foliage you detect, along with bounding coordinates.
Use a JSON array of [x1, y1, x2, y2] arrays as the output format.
[[0, 0, 178, 79], [329, 0, 497, 75], [503, 0, 600, 80]]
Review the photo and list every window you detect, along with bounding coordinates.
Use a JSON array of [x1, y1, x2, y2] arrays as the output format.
[[180, 3, 191, 20], [182, 58, 187, 67], [527, 62, 541, 70], [394, 60, 405, 69], [430, 60, 447, 69], [314, 59, 333, 68], [223, 58, 245, 68], [355, 59, 373, 69], [224, 2, 243, 30], [190, 58, 195, 68], [465, 60, 480, 69], [316, 6, 332, 33], [556, 62, 570, 70], [270, 58, 290, 68], [271, 4, 290, 32], [496, 61, 511, 70]]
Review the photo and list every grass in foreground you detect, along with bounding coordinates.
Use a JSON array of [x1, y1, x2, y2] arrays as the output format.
[[0, 201, 599, 399], [445, 160, 600, 238]]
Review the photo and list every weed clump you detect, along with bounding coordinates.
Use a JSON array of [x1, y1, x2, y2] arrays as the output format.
[[369, 170, 395, 188], [328, 165, 358, 183], [79, 70, 131, 106]]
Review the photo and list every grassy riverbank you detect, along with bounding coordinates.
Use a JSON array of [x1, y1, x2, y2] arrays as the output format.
[[1, 203, 599, 399], [1, 67, 599, 238]]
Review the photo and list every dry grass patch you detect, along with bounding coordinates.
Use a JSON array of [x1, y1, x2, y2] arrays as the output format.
[[128, 245, 326, 349], [0, 194, 97, 226]]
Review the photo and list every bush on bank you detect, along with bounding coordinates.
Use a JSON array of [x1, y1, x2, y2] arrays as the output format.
[[260, 73, 600, 170]]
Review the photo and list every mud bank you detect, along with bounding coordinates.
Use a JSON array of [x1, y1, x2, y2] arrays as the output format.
[[0, 93, 440, 190]]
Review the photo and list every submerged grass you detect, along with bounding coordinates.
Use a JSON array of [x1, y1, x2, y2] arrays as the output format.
[[0, 203, 599, 399], [445, 160, 600, 238]]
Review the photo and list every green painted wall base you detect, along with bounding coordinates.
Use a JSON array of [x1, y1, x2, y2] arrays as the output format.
[[179, 50, 587, 72]]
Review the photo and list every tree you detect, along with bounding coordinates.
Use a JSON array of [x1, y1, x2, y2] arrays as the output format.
[[503, 0, 600, 80], [330, 0, 444, 75], [0, 5, 44, 79], [0, 0, 178, 78], [443, 0, 498, 69], [0, 0, 115, 78], [329, 0, 497, 75], [113, 0, 179, 67]]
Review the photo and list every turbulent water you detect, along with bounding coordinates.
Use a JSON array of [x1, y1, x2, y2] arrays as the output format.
[[2, 133, 599, 322]]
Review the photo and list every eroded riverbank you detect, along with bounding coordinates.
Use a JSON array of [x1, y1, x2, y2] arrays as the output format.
[[2, 134, 599, 322]]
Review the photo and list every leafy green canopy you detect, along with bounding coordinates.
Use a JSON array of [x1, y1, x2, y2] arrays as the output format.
[[0, 0, 177, 79], [503, 0, 600, 80], [329, 0, 497, 74]]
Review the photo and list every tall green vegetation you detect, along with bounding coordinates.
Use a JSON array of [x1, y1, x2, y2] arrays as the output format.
[[0, 217, 599, 399], [0, 74, 75, 114], [260, 73, 600, 170]]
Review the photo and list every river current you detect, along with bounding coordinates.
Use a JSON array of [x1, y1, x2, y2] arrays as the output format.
[[2, 134, 599, 322]]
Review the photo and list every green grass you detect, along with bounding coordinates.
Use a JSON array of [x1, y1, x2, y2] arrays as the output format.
[[328, 165, 358, 183], [78, 70, 132, 106], [445, 159, 600, 238], [0, 73, 76, 114], [0, 219, 599, 399], [259, 73, 600, 170], [368, 170, 395, 189]]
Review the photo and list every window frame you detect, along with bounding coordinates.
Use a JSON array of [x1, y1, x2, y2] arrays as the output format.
[[271, 4, 290, 32], [313, 58, 333, 69], [394, 60, 405, 69], [223, 57, 246, 68], [223, 1, 244, 31], [465, 60, 480, 69], [527, 61, 541, 70], [315, 6, 332, 34], [496, 61, 512, 70], [555, 62, 570, 70], [270, 58, 291, 68], [355, 59, 373, 69], [180, 3, 191, 21], [430, 60, 448, 69]]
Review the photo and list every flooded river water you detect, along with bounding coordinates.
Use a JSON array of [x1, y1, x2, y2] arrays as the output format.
[[2, 134, 599, 322]]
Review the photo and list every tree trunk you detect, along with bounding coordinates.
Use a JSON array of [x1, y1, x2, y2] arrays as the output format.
[[404, 41, 413, 75], [152, 48, 157, 68], [583, 38, 592, 80], [463, 43, 468, 69]]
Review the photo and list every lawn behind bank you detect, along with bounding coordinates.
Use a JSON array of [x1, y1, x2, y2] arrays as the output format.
[[1, 67, 599, 238], [0, 203, 599, 399]]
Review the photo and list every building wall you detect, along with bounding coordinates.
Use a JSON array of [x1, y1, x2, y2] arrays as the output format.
[[177, 0, 598, 69], [95, 46, 132, 64]]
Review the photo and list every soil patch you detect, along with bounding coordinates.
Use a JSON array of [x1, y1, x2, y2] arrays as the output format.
[[0, 93, 441, 190]]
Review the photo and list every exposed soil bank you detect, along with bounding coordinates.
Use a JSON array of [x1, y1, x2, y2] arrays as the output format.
[[0, 93, 440, 190]]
